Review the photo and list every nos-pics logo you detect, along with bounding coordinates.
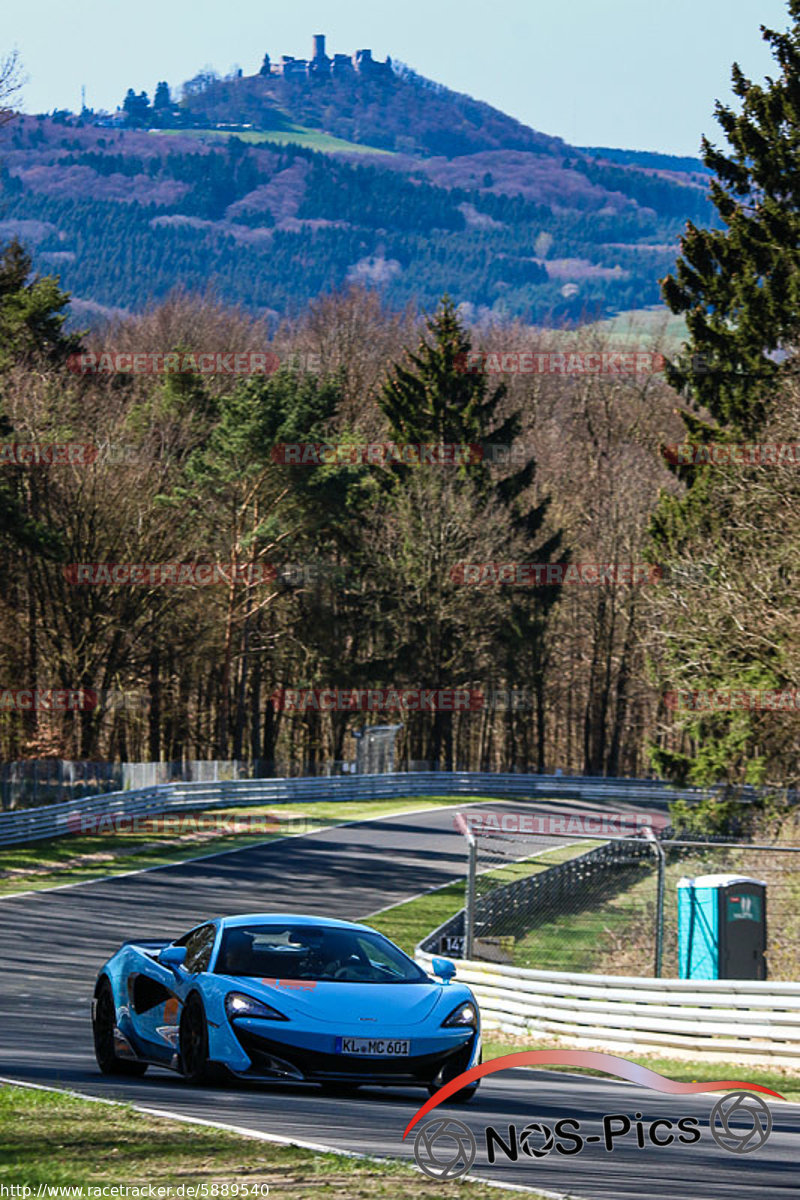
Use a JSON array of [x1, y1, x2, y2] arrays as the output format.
[[414, 1117, 477, 1180], [406, 1051, 783, 1181]]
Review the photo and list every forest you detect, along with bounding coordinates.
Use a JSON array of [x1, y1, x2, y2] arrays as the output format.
[[0, 253, 797, 789], [0, 8, 798, 791], [0, 109, 710, 324]]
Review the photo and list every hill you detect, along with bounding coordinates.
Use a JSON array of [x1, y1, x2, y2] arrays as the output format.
[[173, 55, 567, 159], [0, 41, 715, 325]]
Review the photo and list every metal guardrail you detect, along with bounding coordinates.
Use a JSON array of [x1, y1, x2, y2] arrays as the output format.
[[0, 771, 718, 848], [416, 834, 800, 1056], [415, 948, 800, 1057], [0, 758, 357, 810]]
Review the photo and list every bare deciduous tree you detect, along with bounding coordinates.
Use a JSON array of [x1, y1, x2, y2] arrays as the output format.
[[0, 50, 23, 127]]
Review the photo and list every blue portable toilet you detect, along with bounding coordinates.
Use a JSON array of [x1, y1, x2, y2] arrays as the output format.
[[677, 874, 767, 980]]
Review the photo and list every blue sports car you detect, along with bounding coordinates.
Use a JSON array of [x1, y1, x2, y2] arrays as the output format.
[[92, 913, 481, 1101]]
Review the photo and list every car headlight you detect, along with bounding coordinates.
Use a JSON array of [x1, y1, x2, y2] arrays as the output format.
[[443, 1001, 478, 1028], [225, 991, 289, 1021]]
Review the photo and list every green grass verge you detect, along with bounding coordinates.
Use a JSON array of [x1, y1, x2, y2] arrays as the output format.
[[150, 127, 393, 155], [368, 841, 595, 955], [480, 1038, 800, 1104], [510, 868, 652, 973], [476, 839, 601, 888], [0, 1083, 531, 1198], [509, 841, 800, 979], [0, 796, 493, 897]]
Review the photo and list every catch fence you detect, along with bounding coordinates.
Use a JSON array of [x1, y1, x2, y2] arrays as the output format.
[[431, 815, 800, 981]]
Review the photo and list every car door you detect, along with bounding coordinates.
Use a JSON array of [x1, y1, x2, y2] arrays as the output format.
[[127, 923, 217, 1060]]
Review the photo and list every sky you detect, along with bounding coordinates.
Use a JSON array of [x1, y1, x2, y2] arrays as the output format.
[[5, 0, 792, 157]]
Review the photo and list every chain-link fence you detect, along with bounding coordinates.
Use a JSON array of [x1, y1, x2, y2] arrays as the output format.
[[0, 759, 123, 810], [1, 740, 426, 808], [0, 757, 366, 809], [438, 812, 800, 981], [353, 724, 403, 775]]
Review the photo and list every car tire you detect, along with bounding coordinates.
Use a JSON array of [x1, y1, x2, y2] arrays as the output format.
[[93, 978, 147, 1076], [441, 1081, 479, 1104], [179, 992, 214, 1084], [428, 1049, 481, 1104]]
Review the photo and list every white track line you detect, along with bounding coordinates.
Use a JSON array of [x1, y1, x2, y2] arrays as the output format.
[[0, 1076, 566, 1198], [364, 838, 588, 918], [0, 799, 515, 901]]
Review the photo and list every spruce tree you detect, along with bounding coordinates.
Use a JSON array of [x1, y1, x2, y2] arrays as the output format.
[[661, 0, 800, 438], [0, 239, 82, 369], [0, 241, 80, 557], [649, 2, 800, 786], [379, 297, 563, 770], [379, 296, 520, 487], [153, 81, 171, 110]]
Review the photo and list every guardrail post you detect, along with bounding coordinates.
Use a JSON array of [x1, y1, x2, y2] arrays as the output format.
[[644, 827, 665, 977], [465, 837, 477, 959]]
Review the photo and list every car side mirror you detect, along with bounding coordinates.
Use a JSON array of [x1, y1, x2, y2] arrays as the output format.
[[432, 956, 456, 983], [158, 945, 188, 971]]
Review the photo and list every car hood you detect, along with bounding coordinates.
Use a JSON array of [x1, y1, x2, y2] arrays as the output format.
[[218, 975, 456, 1025]]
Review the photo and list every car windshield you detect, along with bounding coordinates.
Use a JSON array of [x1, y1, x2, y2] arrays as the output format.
[[214, 923, 429, 984]]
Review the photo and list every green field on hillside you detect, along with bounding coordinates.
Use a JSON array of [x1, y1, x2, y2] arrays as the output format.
[[581, 305, 688, 346], [152, 126, 393, 155]]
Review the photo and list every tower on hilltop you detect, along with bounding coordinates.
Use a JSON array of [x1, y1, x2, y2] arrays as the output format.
[[310, 34, 331, 76], [260, 36, 391, 79]]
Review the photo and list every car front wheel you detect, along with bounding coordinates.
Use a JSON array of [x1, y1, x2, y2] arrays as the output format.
[[179, 992, 214, 1084], [428, 1050, 481, 1104]]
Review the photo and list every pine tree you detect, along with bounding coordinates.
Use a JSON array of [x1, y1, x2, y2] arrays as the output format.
[[649, 2, 800, 786], [122, 88, 151, 128], [0, 238, 82, 368], [379, 297, 563, 769], [0, 240, 78, 576], [153, 81, 171, 110], [380, 296, 521, 488], [661, 0, 800, 439]]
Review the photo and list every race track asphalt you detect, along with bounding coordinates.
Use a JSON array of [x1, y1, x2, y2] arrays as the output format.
[[0, 798, 796, 1199]]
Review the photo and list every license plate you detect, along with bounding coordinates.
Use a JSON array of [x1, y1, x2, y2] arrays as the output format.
[[335, 1036, 410, 1057]]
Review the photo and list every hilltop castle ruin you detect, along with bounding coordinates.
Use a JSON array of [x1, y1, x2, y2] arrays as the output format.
[[259, 35, 392, 80]]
